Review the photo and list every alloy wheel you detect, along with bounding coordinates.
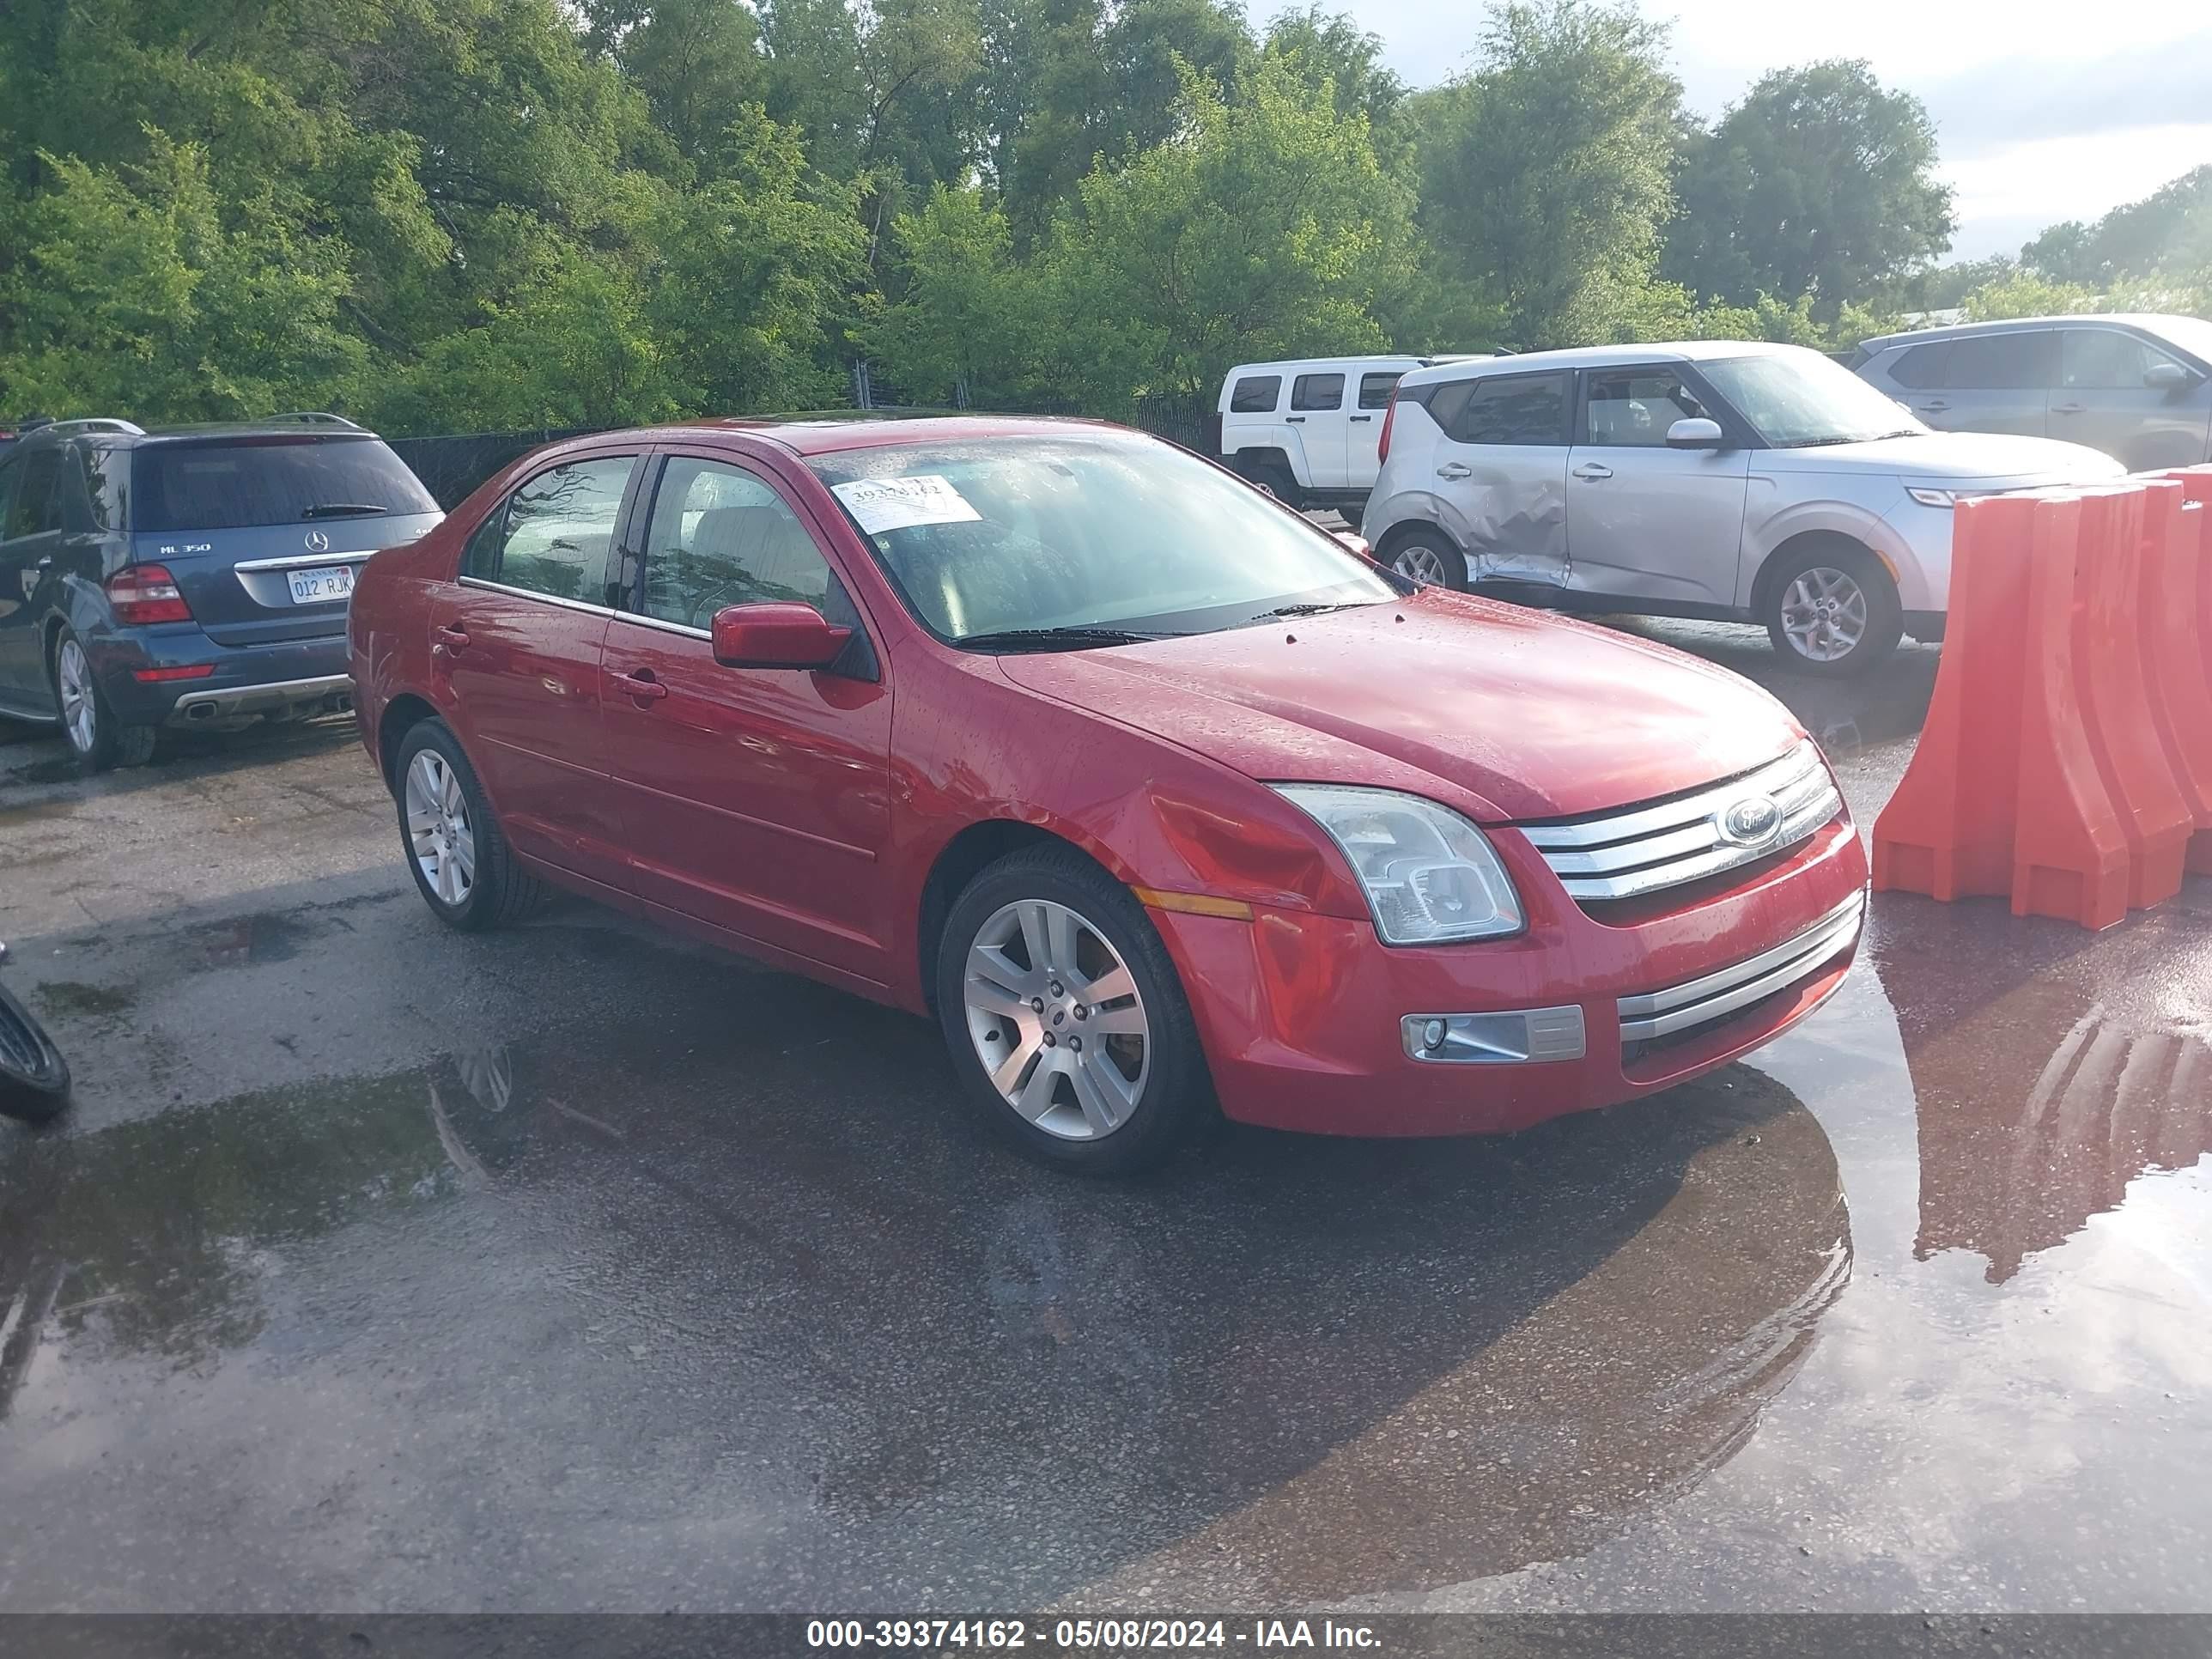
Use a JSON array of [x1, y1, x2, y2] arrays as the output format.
[[56, 639, 96, 756], [1779, 567, 1869, 664], [1394, 543, 1447, 586], [962, 898, 1149, 1141], [405, 750, 477, 906]]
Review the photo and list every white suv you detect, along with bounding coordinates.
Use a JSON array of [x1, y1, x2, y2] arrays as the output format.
[[1362, 342, 2124, 674], [1218, 355, 1482, 520]]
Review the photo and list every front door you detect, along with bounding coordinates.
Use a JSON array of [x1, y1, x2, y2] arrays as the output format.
[[1565, 366, 1751, 609], [434, 449, 641, 889], [599, 452, 895, 985], [2054, 325, 2204, 469]]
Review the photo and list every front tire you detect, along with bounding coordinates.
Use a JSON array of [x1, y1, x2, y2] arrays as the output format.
[[0, 979, 70, 1124], [1760, 541, 1903, 677], [392, 720, 548, 931], [52, 628, 155, 771], [935, 848, 1211, 1175]]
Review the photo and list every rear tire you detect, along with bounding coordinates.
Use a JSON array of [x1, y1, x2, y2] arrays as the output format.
[[1759, 540, 1903, 677], [392, 720, 549, 932], [51, 627, 156, 772], [1383, 527, 1468, 591], [935, 847, 1212, 1175]]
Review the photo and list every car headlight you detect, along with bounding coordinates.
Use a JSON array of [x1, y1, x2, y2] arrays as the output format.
[[1272, 785, 1524, 944], [1905, 486, 1956, 509]]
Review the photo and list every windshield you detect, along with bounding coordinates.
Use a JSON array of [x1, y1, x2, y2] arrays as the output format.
[[805, 434, 1398, 645], [134, 435, 439, 533], [1701, 350, 1927, 447]]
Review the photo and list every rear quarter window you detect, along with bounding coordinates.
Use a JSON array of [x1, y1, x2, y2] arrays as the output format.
[[1229, 376, 1282, 414], [134, 436, 439, 533]]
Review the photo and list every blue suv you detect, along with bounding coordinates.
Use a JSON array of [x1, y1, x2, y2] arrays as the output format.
[[0, 416, 442, 769]]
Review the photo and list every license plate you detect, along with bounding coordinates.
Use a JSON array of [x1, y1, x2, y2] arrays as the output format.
[[287, 564, 356, 605]]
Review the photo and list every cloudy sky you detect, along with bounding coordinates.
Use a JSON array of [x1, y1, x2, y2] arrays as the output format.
[[1353, 0, 2212, 262]]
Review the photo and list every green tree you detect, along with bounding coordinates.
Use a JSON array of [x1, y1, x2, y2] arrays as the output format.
[[2021, 165, 2212, 286], [1665, 60, 1954, 313], [1410, 0, 1681, 348]]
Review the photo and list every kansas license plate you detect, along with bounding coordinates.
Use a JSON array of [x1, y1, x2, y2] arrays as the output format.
[[287, 564, 356, 605]]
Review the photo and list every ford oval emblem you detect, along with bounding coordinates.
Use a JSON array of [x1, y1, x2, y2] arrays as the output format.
[[1719, 795, 1783, 847], [305, 530, 331, 554]]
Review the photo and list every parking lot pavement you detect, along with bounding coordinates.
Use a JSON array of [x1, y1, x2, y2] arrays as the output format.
[[2, 633, 2209, 1614]]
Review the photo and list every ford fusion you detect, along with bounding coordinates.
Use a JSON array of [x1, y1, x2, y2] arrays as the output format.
[[349, 418, 1869, 1172]]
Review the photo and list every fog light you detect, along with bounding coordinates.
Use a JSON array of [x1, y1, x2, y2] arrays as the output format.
[[1422, 1018, 1447, 1049]]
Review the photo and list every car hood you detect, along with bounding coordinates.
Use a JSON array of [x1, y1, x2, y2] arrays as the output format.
[[1756, 431, 2125, 486], [997, 590, 1807, 823]]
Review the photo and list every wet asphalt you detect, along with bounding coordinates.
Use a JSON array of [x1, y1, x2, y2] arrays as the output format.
[[1, 617, 2209, 1615]]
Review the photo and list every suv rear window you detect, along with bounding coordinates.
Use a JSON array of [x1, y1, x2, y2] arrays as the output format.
[[133, 435, 438, 533], [1230, 376, 1282, 413]]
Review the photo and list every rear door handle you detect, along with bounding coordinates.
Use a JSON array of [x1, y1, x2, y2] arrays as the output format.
[[1350, 415, 1374, 423], [1572, 462, 1613, 481], [1436, 462, 1473, 480], [616, 668, 668, 702], [1286, 416, 1306, 424]]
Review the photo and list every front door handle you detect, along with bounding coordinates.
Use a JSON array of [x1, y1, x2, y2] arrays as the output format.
[[1917, 399, 1949, 413], [2051, 401, 2085, 415], [1572, 462, 1613, 481], [1436, 461, 1473, 480], [616, 668, 669, 702]]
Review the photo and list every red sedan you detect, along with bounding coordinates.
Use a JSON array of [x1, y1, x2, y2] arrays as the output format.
[[349, 417, 1869, 1172]]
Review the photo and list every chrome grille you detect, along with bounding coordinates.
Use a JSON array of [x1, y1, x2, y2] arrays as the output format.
[[1617, 890, 1864, 1047], [1519, 741, 1841, 903]]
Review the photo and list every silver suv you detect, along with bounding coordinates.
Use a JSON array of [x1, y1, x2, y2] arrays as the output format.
[[1361, 342, 2122, 675], [1851, 313, 2212, 473]]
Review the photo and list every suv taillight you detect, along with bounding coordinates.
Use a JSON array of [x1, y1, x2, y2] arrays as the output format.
[[1377, 390, 1400, 465], [106, 563, 193, 625]]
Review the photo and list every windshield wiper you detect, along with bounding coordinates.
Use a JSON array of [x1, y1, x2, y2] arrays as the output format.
[[1244, 600, 1368, 623], [957, 625, 1175, 653], [300, 502, 390, 519]]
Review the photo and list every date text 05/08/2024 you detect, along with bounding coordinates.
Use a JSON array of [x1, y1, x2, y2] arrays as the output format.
[[805, 1619, 1383, 1651]]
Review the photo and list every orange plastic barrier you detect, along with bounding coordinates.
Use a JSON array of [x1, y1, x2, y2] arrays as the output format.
[[2146, 466, 2212, 873], [1869, 491, 2039, 900], [2073, 483, 2192, 908], [2008, 490, 2131, 930]]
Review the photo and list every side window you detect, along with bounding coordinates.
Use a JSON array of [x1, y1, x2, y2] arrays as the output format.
[[1358, 372, 1402, 410], [1229, 375, 1282, 414], [2062, 329, 2173, 390], [1582, 369, 1707, 447], [3, 447, 63, 539], [0, 454, 19, 538], [1942, 331, 2054, 390], [1887, 342, 1949, 390], [1291, 373, 1345, 411], [464, 455, 636, 602], [639, 458, 854, 632], [1443, 373, 1571, 446]]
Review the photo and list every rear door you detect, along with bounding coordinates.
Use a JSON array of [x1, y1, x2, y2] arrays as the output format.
[[1426, 369, 1573, 586], [599, 450, 895, 984], [127, 434, 444, 647], [1893, 331, 2054, 437], [434, 449, 643, 890], [1347, 368, 1403, 488], [1565, 365, 1751, 608], [1287, 372, 1349, 489], [2053, 325, 2208, 468]]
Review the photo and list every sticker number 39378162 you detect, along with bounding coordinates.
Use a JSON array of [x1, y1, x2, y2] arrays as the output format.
[[830, 475, 983, 537]]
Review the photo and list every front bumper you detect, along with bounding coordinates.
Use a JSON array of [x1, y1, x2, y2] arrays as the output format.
[[92, 627, 353, 727], [1151, 815, 1870, 1138]]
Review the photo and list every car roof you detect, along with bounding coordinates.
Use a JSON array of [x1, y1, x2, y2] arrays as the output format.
[[1395, 339, 1799, 387], [10, 416, 390, 447], [626, 413, 1149, 458], [1856, 313, 2195, 352]]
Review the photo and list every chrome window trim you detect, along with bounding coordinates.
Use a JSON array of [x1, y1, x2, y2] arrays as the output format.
[[1617, 892, 1863, 1043], [611, 611, 711, 641], [457, 576, 616, 618]]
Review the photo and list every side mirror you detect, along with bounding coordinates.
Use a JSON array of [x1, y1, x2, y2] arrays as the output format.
[[2144, 361, 2191, 390], [710, 602, 853, 671], [1665, 416, 1725, 449]]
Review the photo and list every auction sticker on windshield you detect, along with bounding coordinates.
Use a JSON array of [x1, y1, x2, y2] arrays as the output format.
[[832, 475, 982, 536]]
